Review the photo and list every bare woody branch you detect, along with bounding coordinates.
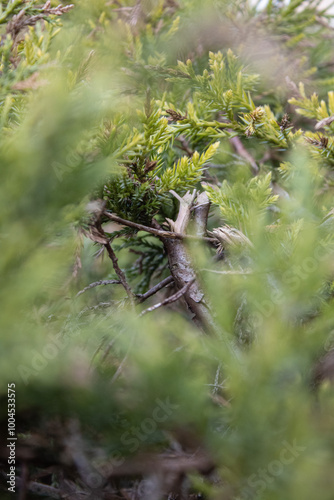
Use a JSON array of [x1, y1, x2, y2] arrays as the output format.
[[6, 3, 74, 38], [153, 191, 216, 333], [76, 279, 121, 297], [136, 276, 174, 303], [90, 220, 136, 306], [103, 211, 180, 238], [103, 211, 216, 243], [104, 241, 135, 306], [140, 279, 194, 316], [193, 191, 211, 237]]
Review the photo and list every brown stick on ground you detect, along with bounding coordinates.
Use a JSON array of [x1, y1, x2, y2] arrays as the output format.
[[152, 191, 215, 333]]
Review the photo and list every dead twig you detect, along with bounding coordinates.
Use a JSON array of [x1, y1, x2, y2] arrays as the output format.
[[104, 241, 136, 306], [201, 268, 252, 275], [229, 135, 259, 175], [140, 279, 194, 316], [175, 135, 193, 156], [129, 0, 142, 27], [104, 211, 182, 239], [78, 302, 114, 318], [103, 211, 216, 243], [89, 212, 135, 306], [6, 3, 74, 38], [76, 280, 121, 297], [136, 276, 174, 303]]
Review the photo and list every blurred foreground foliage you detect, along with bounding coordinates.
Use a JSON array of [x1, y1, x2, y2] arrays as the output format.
[[2, 1, 334, 499]]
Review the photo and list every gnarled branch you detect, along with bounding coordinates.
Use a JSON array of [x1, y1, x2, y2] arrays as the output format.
[[153, 191, 215, 333]]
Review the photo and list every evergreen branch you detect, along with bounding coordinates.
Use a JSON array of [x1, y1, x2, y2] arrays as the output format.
[[140, 279, 194, 316], [0, 0, 24, 25], [76, 279, 121, 297], [5, 2, 74, 37], [136, 275, 174, 303]]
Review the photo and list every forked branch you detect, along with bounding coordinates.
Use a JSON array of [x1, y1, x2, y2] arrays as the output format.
[[153, 191, 216, 333], [140, 279, 194, 316]]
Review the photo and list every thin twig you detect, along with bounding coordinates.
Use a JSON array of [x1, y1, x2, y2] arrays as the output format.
[[111, 6, 133, 11], [78, 302, 113, 318], [110, 353, 129, 384], [76, 279, 121, 297], [201, 268, 253, 274], [229, 135, 259, 175], [89, 213, 135, 305], [104, 211, 182, 239], [210, 392, 231, 408], [212, 363, 222, 396], [175, 135, 194, 156], [136, 276, 174, 303], [140, 280, 194, 316], [129, 0, 142, 26], [315, 15, 334, 31], [110, 332, 136, 384], [104, 241, 135, 305]]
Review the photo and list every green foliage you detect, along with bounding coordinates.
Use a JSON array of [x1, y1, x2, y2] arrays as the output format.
[[205, 172, 278, 234], [159, 141, 220, 192], [104, 170, 162, 223], [174, 49, 259, 116]]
